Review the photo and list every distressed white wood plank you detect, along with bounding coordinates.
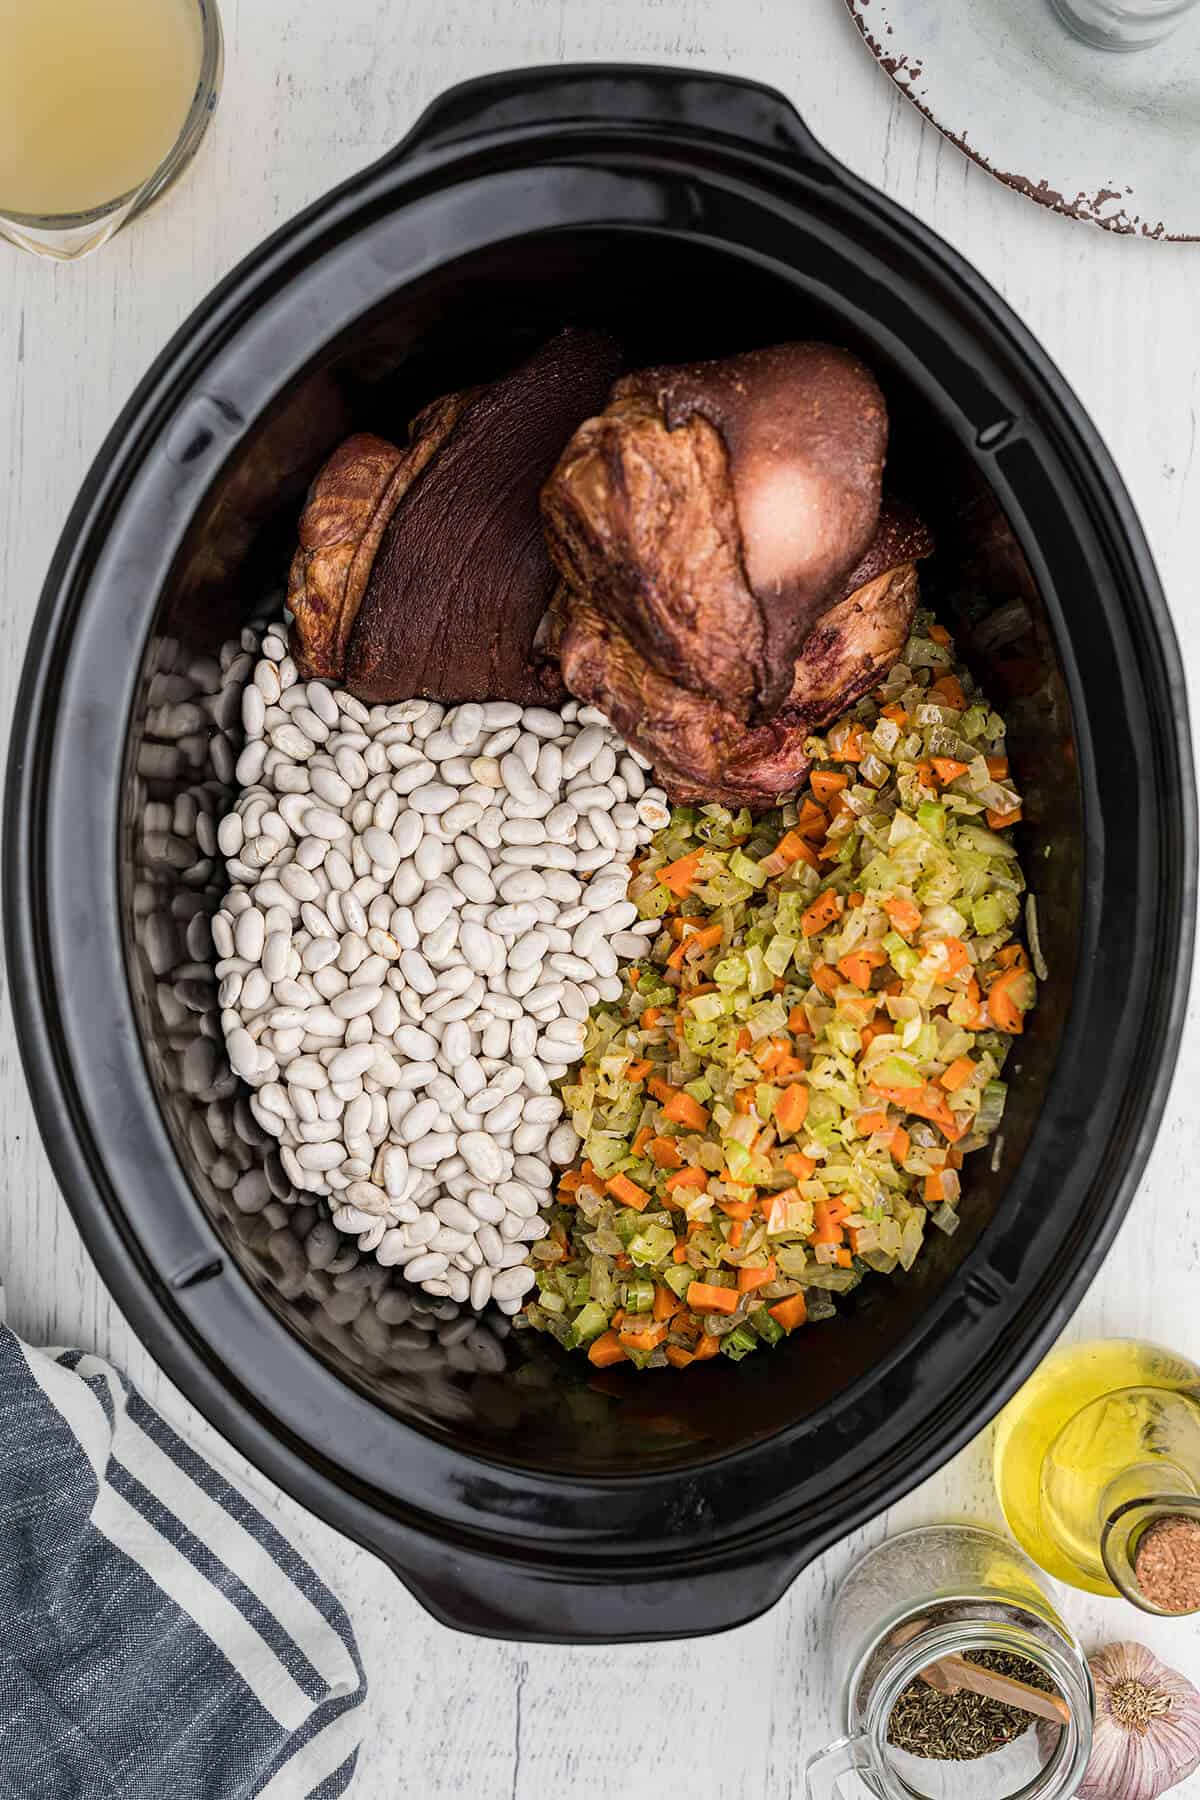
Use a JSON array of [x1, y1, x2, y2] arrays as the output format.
[[2, 1, 1199, 1795]]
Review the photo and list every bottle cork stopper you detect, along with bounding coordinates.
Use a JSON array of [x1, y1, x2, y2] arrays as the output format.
[[1133, 1516, 1200, 1614]]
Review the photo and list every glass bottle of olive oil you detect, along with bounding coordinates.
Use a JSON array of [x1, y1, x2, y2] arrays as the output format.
[[994, 1339, 1200, 1612]]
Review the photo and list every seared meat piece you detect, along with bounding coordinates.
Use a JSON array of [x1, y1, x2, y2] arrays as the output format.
[[287, 400, 466, 682], [542, 341, 887, 720], [554, 503, 933, 807], [288, 329, 624, 703]]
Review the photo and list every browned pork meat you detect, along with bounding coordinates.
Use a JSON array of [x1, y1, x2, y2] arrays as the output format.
[[288, 329, 624, 703], [553, 503, 933, 806], [541, 341, 888, 720]]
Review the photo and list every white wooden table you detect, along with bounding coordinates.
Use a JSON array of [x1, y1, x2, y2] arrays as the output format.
[[3, 3, 1199, 1794]]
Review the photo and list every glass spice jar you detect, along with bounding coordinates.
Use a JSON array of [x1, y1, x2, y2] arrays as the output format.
[[806, 1525, 1094, 1800]]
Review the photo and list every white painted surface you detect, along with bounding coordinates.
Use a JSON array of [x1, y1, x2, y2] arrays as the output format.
[[1, 3, 1198, 1794], [847, 0, 1200, 240]]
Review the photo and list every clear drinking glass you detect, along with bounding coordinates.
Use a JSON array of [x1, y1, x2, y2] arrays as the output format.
[[806, 1526, 1094, 1800], [1049, 0, 1200, 49], [0, 0, 223, 260]]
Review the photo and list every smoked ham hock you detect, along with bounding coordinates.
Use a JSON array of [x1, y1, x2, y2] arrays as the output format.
[[287, 329, 623, 703], [541, 342, 889, 720], [549, 501, 933, 806]]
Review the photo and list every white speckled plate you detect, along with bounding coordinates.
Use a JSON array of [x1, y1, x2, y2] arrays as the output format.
[[846, 0, 1200, 239]]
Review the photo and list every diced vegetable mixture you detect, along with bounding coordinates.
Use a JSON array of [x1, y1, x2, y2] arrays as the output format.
[[517, 614, 1037, 1369]]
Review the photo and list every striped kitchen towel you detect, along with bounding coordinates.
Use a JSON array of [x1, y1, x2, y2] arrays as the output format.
[[0, 1298, 367, 1799]]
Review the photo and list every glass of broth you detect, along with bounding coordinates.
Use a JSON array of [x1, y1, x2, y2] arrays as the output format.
[[0, 0, 222, 259]]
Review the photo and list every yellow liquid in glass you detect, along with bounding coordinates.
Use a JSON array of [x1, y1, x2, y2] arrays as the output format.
[[0, 0, 202, 218], [994, 1339, 1200, 1595]]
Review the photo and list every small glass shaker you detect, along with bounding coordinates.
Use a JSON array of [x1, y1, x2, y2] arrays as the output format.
[[806, 1525, 1094, 1800], [1048, 0, 1200, 50]]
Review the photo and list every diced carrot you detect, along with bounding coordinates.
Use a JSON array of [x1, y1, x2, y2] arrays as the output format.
[[928, 623, 951, 646], [916, 760, 935, 789], [881, 702, 908, 726], [838, 723, 867, 761], [826, 1194, 854, 1227], [690, 925, 724, 955], [774, 829, 820, 871], [728, 1221, 745, 1247], [890, 1126, 910, 1162], [650, 1136, 684, 1170], [848, 891, 865, 909], [772, 1054, 805, 1078], [737, 1259, 778, 1293], [784, 1152, 817, 1181], [718, 1200, 757, 1222], [987, 805, 1023, 830], [802, 891, 845, 937], [810, 769, 849, 803], [788, 1006, 810, 1034], [672, 1241, 688, 1264], [940, 1056, 977, 1093], [775, 1084, 810, 1133], [625, 1059, 652, 1082], [664, 1346, 696, 1369], [648, 1077, 677, 1104], [687, 1283, 740, 1315], [811, 962, 841, 997], [641, 1006, 664, 1028], [661, 1091, 710, 1130], [835, 1247, 854, 1268], [827, 789, 852, 821], [653, 1284, 683, 1323], [989, 966, 1036, 1034], [929, 674, 966, 711], [795, 796, 829, 840], [857, 1109, 888, 1135], [874, 1081, 965, 1141], [657, 850, 705, 897], [860, 1017, 889, 1049], [996, 944, 1030, 971], [925, 1170, 952, 1206], [884, 895, 922, 937], [665, 1166, 708, 1193], [932, 757, 969, 785], [986, 755, 1010, 780], [614, 1253, 631, 1270], [632, 1125, 654, 1157], [753, 1034, 791, 1070], [734, 1087, 757, 1115], [668, 915, 706, 939], [809, 1206, 844, 1247], [619, 1320, 668, 1352], [735, 1028, 752, 1054], [692, 1333, 721, 1360], [837, 946, 888, 990], [605, 1173, 652, 1212], [588, 1330, 628, 1367], [938, 937, 972, 978], [628, 967, 640, 988], [558, 1168, 583, 1194], [769, 1293, 808, 1332]]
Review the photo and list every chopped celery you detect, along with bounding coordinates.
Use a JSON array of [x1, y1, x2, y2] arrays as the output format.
[[721, 1325, 760, 1361]]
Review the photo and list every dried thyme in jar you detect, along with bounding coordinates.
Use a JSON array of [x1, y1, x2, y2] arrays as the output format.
[[887, 1650, 1057, 1762]]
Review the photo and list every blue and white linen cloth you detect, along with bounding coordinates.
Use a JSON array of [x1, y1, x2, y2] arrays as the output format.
[[0, 1298, 367, 1799]]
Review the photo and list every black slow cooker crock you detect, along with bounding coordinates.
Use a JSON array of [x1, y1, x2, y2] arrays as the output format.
[[6, 66, 1195, 1643]]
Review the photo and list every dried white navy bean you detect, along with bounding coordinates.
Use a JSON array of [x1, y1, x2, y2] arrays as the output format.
[[218, 662, 662, 1296]]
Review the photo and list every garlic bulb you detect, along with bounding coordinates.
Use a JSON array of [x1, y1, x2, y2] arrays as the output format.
[[1077, 1642, 1200, 1800]]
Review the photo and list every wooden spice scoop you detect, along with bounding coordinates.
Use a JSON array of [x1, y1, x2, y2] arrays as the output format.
[[920, 1655, 1072, 1726]]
